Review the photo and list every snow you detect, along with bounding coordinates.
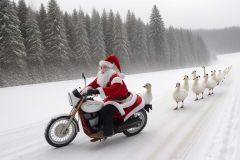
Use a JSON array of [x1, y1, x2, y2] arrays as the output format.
[[0, 52, 240, 160]]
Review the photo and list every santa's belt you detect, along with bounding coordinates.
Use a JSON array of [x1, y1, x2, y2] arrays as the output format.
[[115, 92, 131, 101]]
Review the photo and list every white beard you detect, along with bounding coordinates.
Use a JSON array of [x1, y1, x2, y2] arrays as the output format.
[[97, 69, 116, 87]]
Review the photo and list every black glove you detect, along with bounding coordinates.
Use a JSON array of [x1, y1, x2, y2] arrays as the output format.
[[87, 89, 100, 96]]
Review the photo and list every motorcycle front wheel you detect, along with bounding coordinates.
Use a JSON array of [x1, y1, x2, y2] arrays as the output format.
[[45, 115, 79, 148]]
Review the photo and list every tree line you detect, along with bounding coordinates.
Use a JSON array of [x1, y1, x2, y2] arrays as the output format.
[[194, 27, 240, 54], [0, 0, 215, 87]]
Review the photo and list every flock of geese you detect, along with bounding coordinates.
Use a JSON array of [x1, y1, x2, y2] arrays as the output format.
[[173, 65, 233, 110]]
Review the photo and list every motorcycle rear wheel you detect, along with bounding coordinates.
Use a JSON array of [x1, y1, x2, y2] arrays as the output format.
[[123, 109, 147, 137], [45, 115, 79, 147]]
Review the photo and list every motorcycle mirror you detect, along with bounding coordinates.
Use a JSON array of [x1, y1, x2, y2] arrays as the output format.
[[82, 73, 86, 87]]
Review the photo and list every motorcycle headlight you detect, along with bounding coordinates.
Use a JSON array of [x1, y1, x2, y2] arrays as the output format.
[[68, 89, 81, 107]]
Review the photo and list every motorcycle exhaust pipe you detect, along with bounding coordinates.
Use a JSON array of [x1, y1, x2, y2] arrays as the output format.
[[116, 117, 142, 133]]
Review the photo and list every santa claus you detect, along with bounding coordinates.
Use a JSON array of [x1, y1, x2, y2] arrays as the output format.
[[81, 54, 130, 140]]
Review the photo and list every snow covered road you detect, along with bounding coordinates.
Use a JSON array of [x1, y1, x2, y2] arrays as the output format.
[[0, 53, 240, 160]]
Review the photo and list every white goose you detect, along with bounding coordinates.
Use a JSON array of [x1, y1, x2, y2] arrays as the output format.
[[211, 70, 217, 82], [173, 83, 188, 110], [227, 65, 232, 74], [199, 75, 207, 99], [140, 83, 152, 104], [216, 69, 224, 85], [223, 68, 228, 81], [192, 70, 197, 80], [206, 72, 218, 95], [182, 75, 190, 92], [192, 75, 204, 101], [202, 66, 207, 76]]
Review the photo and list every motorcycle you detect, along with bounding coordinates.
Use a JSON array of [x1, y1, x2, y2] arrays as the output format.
[[45, 73, 152, 147]]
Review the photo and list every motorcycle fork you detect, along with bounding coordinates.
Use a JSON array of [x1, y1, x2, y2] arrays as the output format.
[[62, 98, 84, 133]]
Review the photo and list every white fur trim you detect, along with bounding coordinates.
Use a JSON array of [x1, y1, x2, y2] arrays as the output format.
[[99, 60, 114, 68], [97, 87, 106, 99], [119, 73, 125, 79], [111, 77, 122, 85], [81, 86, 92, 94], [97, 69, 116, 87], [104, 93, 138, 116], [124, 98, 145, 122], [121, 93, 137, 108]]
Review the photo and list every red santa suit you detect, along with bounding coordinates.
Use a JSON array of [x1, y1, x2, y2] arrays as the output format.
[[82, 54, 145, 121], [86, 73, 129, 102]]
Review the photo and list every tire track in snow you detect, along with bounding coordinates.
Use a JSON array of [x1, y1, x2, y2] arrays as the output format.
[[0, 122, 87, 160], [0, 120, 47, 136], [146, 62, 238, 160], [0, 139, 44, 160], [204, 69, 240, 160], [147, 76, 234, 160], [147, 95, 218, 160], [0, 122, 47, 160], [169, 70, 238, 160], [169, 82, 235, 160]]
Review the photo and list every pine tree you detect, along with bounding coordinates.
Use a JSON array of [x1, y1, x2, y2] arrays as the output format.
[[90, 9, 106, 63], [105, 10, 115, 55], [0, 0, 26, 85], [44, 0, 70, 80], [12, 0, 17, 10], [112, 13, 130, 70], [177, 29, 189, 66], [149, 5, 166, 67], [145, 23, 152, 64], [25, 9, 45, 82], [72, 9, 79, 26], [101, 9, 108, 53], [126, 10, 137, 63], [134, 19, 149, 70], [64, 12, 75, 53], [37, 3, 47, 48], [166, 26, 179, 67], [17, 0, 28, 42], [74, 12, 91, 68], [195, 35, 211, 65], [183, 30, 194, 66], [84, 13, 91, 40]]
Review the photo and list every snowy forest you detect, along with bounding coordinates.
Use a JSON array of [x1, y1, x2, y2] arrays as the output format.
[[0, 0, 215, 87], [194, 27, 240, 54]]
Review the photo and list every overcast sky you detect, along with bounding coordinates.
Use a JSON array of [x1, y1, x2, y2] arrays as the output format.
[[21, 0, 239, 29]]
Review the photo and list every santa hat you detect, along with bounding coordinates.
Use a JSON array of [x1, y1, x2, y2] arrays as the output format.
[[99, 54, 125, 79]]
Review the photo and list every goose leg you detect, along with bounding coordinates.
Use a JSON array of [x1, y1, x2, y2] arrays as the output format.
[[201, 92, 204, 99], [181, 101, 184, 108], [174, 102, 178, 110], [194, 94, 198, 101], [208, 89, 211, 95], [212, 89, 214, 94]]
